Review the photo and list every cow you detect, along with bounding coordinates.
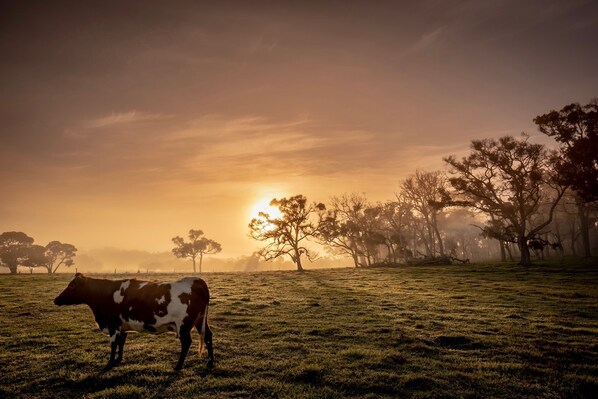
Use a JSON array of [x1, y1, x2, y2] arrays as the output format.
[[54, 273, 214, 371]]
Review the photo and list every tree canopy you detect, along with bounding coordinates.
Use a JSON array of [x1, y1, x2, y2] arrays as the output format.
[[534, 100, 598, 203], [0, 231, 35, 274], [444, 135, 567, 266], [172, 229, 222, 273], [249, 195, 325, 271]]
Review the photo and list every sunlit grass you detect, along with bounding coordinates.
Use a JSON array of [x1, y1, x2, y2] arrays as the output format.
[[0, 261, 596, 398]]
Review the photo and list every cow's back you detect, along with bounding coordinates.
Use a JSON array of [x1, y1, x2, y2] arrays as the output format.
[[117, 277, 209, 335]]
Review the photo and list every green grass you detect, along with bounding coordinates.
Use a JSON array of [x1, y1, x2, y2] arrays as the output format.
[[1, 261, 597, 398]]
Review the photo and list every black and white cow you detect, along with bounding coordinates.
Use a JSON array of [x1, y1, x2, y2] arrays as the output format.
[[54, 273, 214, 370]]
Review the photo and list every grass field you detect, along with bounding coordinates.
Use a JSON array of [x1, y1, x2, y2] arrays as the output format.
[[1, 261, 597, 398]]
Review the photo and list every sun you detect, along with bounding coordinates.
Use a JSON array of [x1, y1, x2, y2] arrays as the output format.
[[250, 197, 283, 219]]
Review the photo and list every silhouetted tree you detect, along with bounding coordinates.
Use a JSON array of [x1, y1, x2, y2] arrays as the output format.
[[41, 241, 77, 274], [444, 135, 567, 266], [534, 100, 598, 203], [318, 194, 368, 267], [378, 200, 412, 263], [249, 195, 325, 271], [401, 170, 449, 257], [20, 244, 47, 272], [0, 231, 34, 274], [534, 100, 598, 257], [172, 229, 222, 273]]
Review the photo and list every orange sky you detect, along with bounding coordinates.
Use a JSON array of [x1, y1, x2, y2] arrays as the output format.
[[1, 1, 597, 257]]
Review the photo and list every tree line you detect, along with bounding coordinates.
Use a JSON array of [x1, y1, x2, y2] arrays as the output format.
[[0, 232, 77, 274], [249, 100, 597, 269], [2, 100, 595, 273], [0, 228, 224, 275]]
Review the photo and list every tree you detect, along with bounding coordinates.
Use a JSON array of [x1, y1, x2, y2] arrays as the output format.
[[0, 231, 34, 274], [318, 194, 368, 268], [20, 244, 48, 273], [249, 195, 325, 271], [42, 241, 77, 274], [400, 170, 449, 257], [444, 135, 567, 266], [172, 229, 222, 273], [534, 100, 598, 257], [534, 100, 597, 203]]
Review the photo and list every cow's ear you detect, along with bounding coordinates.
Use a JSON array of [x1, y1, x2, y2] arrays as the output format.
[[75, 272, 83, 277]]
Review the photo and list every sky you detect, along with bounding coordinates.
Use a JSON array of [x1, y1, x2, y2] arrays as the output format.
[[1, 0, 597, 257]]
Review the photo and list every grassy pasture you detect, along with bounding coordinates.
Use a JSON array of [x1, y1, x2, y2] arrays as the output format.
[[0, 261, 597, 398]]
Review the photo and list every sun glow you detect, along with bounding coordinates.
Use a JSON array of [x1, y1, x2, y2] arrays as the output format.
[[250, 197, 283, 220]]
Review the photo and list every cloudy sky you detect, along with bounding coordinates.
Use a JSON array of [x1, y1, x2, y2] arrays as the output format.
[[1, 0, 597, 256]]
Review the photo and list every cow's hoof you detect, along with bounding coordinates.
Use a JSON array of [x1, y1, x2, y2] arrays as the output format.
[[206, 359, 214, 369], [103, 363, 114, 372]]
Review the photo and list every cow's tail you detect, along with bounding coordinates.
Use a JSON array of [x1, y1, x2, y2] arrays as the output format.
[[198, 303, 208, 356]]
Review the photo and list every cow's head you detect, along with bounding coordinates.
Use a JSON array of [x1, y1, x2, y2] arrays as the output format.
[[54, 273, 87, 306]]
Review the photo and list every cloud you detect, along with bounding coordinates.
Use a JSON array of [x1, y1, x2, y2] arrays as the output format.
[[83, 111, 172, 129], [410, 27, 445, 52], [158, 115, 380, 184]]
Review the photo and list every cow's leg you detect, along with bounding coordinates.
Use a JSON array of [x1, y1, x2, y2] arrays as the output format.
[[104, 330, 120, 371], [174, 327, 192, 370], [204, 323, 214, 368], [115, 332, 128, 365]]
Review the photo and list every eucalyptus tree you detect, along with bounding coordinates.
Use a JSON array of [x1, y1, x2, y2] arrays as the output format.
[[172, 229, 222, 273], [444, 135, 567, 266], [534, 100, 598, 257], [249, 195, 324, 271], [0, 231, 34, 274], [400, 170, 449, 257]]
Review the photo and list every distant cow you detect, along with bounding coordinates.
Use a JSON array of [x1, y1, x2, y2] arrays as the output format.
[[54, 273, 214, 370]]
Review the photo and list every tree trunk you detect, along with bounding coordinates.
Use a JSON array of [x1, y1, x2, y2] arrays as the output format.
[[427, 226, 435, 257], [499, 241, 506, 261], [295, 254, 303, 271], [505, 244, 514, 262], [351, 253, 359, 268], [518, 239, 532, 266], [578, 203, 591, 257], [199, 254, 203, 273], [7, 263, 17, 274], [569, 219, 577, 256], [432, 213, 445, 257], [192, 257, 197, 273]]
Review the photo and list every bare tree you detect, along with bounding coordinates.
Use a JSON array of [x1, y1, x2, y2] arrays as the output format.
[[172, 229, 222, 273], [444, 135, 567, 266], [318, 195, 366, 267], [249, 195, 324, 271], [400, 170, 449, 257]]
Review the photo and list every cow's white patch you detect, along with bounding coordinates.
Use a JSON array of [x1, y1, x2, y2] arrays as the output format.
[[120, 316, 145, 332], [153, 277, 196, 336], [113, 280, 131, 304], [156, 295, 166, 305], [129, 307, 133, 312], [110, 332, 119, 344], [99, 326, 109, 335], [138, 282, 148, 289]]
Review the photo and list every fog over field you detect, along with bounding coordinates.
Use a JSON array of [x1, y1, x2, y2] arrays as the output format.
[[1, 1, 597, 271]]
